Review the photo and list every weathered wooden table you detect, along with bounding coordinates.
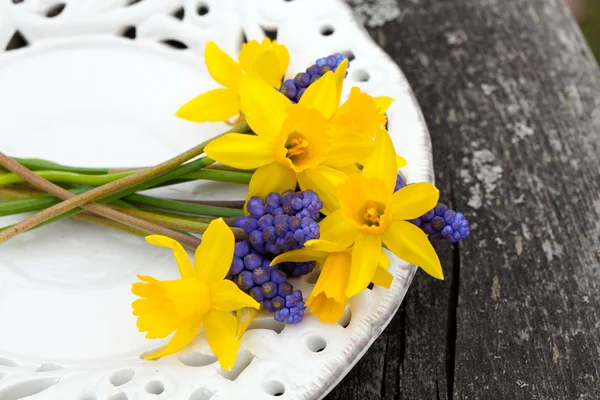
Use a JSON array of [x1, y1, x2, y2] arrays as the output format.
[[329, 0, 600, 398]]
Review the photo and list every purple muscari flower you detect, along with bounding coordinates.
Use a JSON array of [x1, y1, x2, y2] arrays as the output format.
[[247, 197, 265, 218], [271, 296, 286, 311], [278, 282, 294, 297], [248, 230, 264, 248], [264, 192, 281, 214], [394, 174, 405, 192], [243, 253, 262, 271], [252, 267, 270, 285], [234, 241, 250, 258], [278, 53, 349, 103], [249, 286, 264, 302], [280, 261, 316, 278], [411, 202, 470, 243], [229, 256, 244, 275], [261, 281, 278, 299], [237, 271, 254, 290], [271, 269, 287, 285], [275, 294, 306, 324]]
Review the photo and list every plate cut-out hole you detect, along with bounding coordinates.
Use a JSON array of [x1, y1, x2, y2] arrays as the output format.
[[109, 394, 128, 400], [352, 69, 370, 82], [109, 369, 134, 387], [179, 352, 217, 367], [35, 363, 64, 372], [121, 26, 136, 39], [197, 2, 209, 16], [12, 0, 25, 3], [320, 25, 335, 36], [247, 318, 285, 333], [79, 393, 97, 400], [161, 39, 188, 50], [45, 3, 65, 17], [145, 381, 165, 395], [190, 387, 214, 400], [172, 7, 184, 20], [263, 380, 285, 396], [126, 0, 142, 5], [366, 282, 374, 290], [302, 268, 321, 284], [337, 306, 352, 328], [0, 378, 59, 400], [217, 350, 254, 381], [5, 31, 28, 51], [340, 50, 356, 62], [260, 26, 278, 41], [0, 357, 18, 367], [306, 334, 327, 353]]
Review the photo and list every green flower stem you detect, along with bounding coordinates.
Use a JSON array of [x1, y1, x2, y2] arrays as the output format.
[[114, 208, 247, 239], [125, 193, 245, 218], [0, 121, 249, 244], [0, 153, 200, 249], [0, 169, 252, 187], [3, 158, 111, 175]]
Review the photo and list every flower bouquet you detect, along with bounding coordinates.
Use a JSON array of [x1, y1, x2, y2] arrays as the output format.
[[0, 38, 469, 390]]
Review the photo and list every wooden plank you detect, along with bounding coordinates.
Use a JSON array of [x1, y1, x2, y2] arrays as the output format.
[[330, 0, 600, 398]]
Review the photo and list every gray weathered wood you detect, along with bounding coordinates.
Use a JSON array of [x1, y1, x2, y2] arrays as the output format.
[[328, 0, 600, 398]]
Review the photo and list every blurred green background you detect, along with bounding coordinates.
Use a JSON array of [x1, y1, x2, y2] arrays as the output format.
[[576, 0, 600, 63]]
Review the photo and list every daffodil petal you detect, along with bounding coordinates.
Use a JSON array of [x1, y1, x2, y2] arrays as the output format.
[[195, 218, 235, 284], [145, 235, 194, 279], [296, 166, 346, 215], [347, 232, 382, 297], [236, 307, 259, 339], [248, 162, 297, 200], [271, 40, 290, 75], [314, 252, 351, 302], [271, 248, 328, 265], [378, 251, 390, 269], [362, 128, 397, 195], [239, 40, 261, 73], [372, 267, 393, 289], [176, 88, 240, 123], [210, 280, 260, 311], [203, 310, 240, 371], [382, 220, 443, 279], [239, 75, 291, 137], [304, 239, 348, 253], [143, 318, 202, 360], [205, 133, 277, 170], [334, 59, 348, 107], [318, 210, 358, 247], [298, 71, 337, 119], [252, 50, 283, 88], [374, 95, 393, 112], [396, 155, 407, 169], [391, 182, 440, 220], [205, 41, 242, 88]]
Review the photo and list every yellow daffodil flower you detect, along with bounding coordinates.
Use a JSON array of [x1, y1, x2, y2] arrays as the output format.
[[176, 39, 289, 123], [131, 218, 260, 370], [205, 64, 370, 214], [272, 240, 393, 323], [319, 129, 443, 297]]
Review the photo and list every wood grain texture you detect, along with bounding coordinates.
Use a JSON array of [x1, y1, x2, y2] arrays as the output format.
[[328, 0, 600, 398]]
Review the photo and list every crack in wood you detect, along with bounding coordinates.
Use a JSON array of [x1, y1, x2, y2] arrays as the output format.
[[446, 180, 460, 400]]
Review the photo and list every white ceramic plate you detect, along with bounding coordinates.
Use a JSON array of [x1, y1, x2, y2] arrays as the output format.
[[0, 1, 433, 399]]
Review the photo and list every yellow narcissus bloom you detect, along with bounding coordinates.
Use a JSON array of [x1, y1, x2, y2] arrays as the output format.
[[319, 129, 443, 297], [205, 63, 366, 214], [176, 39, 289, 123], [271, 240, 393, 323], [131, 218, 260, 370]]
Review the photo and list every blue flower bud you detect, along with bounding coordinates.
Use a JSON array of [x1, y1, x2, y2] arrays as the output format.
[[261, 281, 278, 299], [237, 271, 254, 290], [249, 286, 264, 302], [271, 269, 287, 285], [229, 256, 244, 275], [234, 241, 250, 258], [278, 282, 293, 297], [243, 253, 262, 271], [247, 197, 265, 218], [252, 267, 270, 285]]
